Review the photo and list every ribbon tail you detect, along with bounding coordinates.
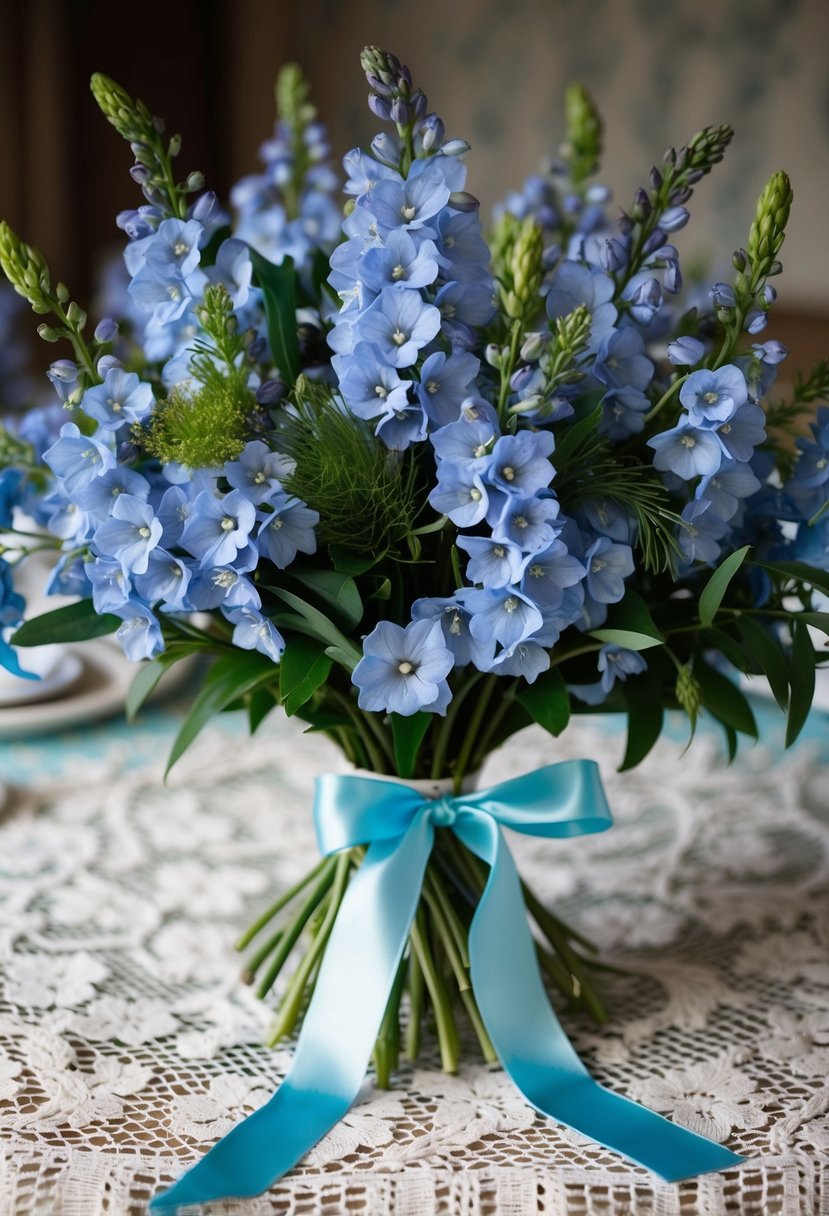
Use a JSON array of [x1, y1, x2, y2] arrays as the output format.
[[150, 812, 435, 1211], [455, 812, 744, 1184]]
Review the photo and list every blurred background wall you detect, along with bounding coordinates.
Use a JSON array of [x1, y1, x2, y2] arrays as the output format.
[[0, 0, 826, 376]]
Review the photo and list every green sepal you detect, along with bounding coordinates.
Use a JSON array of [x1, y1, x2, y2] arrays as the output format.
[[516, 667, 570, 737], [619, 666, 664, 771], [165, 650, 278, 776], [13, 599, 120, 646], [390, 712, 431, 779], [279, 635, 333, 716], [737, 615, 789, 712], [786, 618, 817, 747], [249, 248, 301, 383], [589, 589, 664, 651], [694, 657, 758, 738], [698, 545, 751, 627]]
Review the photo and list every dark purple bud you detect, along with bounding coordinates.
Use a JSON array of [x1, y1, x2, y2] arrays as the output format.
[[398, 64, 412, 89], [94, 317, 119, 343], [669, 185, 692, 205], [600, 238, 625, 272], [368, 93, 392, 122], [710, 282, 736, 309], [410, 89, 427, 119], [192, 190, 219, 223], [617, 211, 634, 236], [117, 438, 140, 462], [448, 190, 480, 212], [685, 169, 704, 185], [763, 283, 778, 303], [256, 378, 287, 406], [632, 188, 651, 221], [367, 74, 393, 97], [390, 97, 410, 124], [130, 163, 151, 185], [663, 147, 677, 167], [649, 166, 663, 190], [642, 228, 666, 256]]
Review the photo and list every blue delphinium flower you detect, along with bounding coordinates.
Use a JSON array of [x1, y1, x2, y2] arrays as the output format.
[[256, 495, 320, 568], [180, 490, 257, 568], [92, 494, 163, 575], [680, 365, 747, 426], [113, 602, 164, 662], [43, 424, 115, 498], [81, 367, 155, 431], [598, 387, 650, 440], [353, 619, 454, 715], [570, 645, 647, 705], [225, 606, 286, 663], [545, 261, 616, 345], [649, 423, 723, 480], [584, 538, 634, 603]]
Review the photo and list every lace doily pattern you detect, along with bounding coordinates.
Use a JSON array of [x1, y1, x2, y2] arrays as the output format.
[[0, 705, 827, 1215]]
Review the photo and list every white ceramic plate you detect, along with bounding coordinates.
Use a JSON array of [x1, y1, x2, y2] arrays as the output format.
[[0, 640, 143, 740], [0, 648, 85, 708]]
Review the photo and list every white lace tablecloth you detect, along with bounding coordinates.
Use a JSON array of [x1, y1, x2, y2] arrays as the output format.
[[1, 698, 827, 1216]]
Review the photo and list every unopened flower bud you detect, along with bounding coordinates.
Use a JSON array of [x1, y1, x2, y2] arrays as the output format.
[[55, 281, 70, 304], [632, 187, 652, 221], [448, 190, 479, 212], [256, 378, 287, 406], [368, 93, 392, 122], [66, 301, 87, 328], [484, 343, 502, 369], [67, 386, 85, 408], [185, 171, 205, 192], [96, 354, 121, 377], [520, 332, 545, 362], [130, 163, 151, 184], [660, 206, 689, 232], [420, 113, 444, 152], [94, 317, 119, 343], [649, 165, 663, 190], [731, 249, 747, 272], [37, 323, 60, 342], [192, 191, 219, 224], [441, 139, 470, 157]]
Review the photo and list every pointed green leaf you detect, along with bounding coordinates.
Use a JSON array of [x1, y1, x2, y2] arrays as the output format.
[[737, 615, 789, 712], [126, 658, 168, 721], [694, 657, 758, 737], [751, 559, 829, 598], [590, 589, 664, 651], [249, 248, 301, 383], [13, 600, 120, 646], [516, 667, 570, 737], [698, 545, 751, 627], [166, 650, 278, 776], [390, 712, 431, 779], [797, 611, 829, 636], [552, 405, 602, 468], [249, 686, 278, 734], [329, 545, 386, 576], [619, 666, 664, 771], [786, 618, 817, 747], [267, 586, 361, 669], [284, 569, 363, 629], [279, 635, 332, 716]]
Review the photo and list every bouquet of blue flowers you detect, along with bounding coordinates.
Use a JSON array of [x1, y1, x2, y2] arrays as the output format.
[[1, 47, 828, 1204]]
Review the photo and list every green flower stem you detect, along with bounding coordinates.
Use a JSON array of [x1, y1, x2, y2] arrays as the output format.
[[644, 373, 686, 423], [266, 851, 352, 1047], [497, 319, 523, 417], [256, 860, 340, 999], [522, 885, 608, 1022], [452, 674, 498, 794], [426, 865, 470, 968], [520, 882, 599, 955], [459, 987, 497, 1063], [374, 959, 406, 1089], [410, 910, 459, 1073], [235, 856, 333, 951], [535, 941, 578, 993], [422, 872, 470, 991], [240, 927, 284, 985], [330, 690, 390, 772], [430, 672, 483, 780], [359, 706, 396, 769], [468, 682, 518, 772], [405, 948, 425, 1060]]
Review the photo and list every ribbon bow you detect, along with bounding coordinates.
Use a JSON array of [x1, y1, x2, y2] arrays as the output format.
[[152, 761, 741, 1209]]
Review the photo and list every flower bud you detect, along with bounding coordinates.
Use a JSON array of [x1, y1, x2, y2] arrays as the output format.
[[484, 343, 502, 369], [666, 335, 705, 366], [390, 97, 410, 125], [55, 281, 70, 304], [520, 332, 545, 362], [94, 317, 119, 343], [130, 163, 151, 185], [37, 323, 61, 342], [96, 354, 121, 377], [448, 191, 479, 212], [66, 302, 87, 328], [368, 94, 392, 122], [185, 171, 205, 192], [441, 139, 470, 157], [192, 191, 219, 224], [659, 206, 689, 232], [256, 378, 287, 406], [168, 133, 182, 157]]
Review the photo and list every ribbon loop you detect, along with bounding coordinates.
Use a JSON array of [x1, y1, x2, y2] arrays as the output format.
[[151, 761, 742, 1211]]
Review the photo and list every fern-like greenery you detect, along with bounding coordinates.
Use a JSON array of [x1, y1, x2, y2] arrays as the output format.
[[278, 380, 419, 554]]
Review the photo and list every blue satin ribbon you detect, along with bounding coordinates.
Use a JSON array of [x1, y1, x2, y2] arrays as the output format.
[[151, 761, 742, 1210]]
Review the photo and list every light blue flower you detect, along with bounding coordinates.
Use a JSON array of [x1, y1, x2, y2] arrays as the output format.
[[86, 557, 132, 613], [411, 596, 493, 667], [520, 539, 586, 608], [114, 602, 164, 661], [598, 387, 650, 440], [484, 640, 550, 682], [649, 424, 723, 480], [256, 494, 319, 568], [696, 461, 761, 521], [134, 549, 192, 609], [180, 490, 257, 568], [678, 499, 729, 564], [486, 431, 555, 497], [225, 440, 295, 505], [225, 606, 285, 663], [667, 336, 705, 366], [417, 352, 480, 427], [369, 163, 450, 233], [376, 402, 429, 451], [334, 343, 412, 420], [92, 495, 163, 575], [598, 644, 647, 691], [430, 413, 496, 470], [434, 280, 496, 328], [584, 538, 634, 603], [207, 238, 254, 309], [715, 404, 766, 463], [352, 619, 454, 716], [73, 466, 151, 519], [680, 365, 747, 426], [435, 210, 492, 283], [456, 535, 526, 588], [43, 423, 115, 499], [359, 229, 440, 292], [489, 495, 561, 553], [185, 566, 262, 611], [463, 586, 544, 648], [593, 328, 654, 392], [546, 261, 617, 343], [143, 218, 204, 276], [355, 287, 441, 368], [428, 462, 489, 527]]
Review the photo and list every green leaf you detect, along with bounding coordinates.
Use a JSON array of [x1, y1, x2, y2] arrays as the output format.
[[786, 618, 817, 747], [390, 712, 431, 779], [329, 545, 385, 575], [13, 600, 120, 647], [284, 569, 363, 629], [698, 545, 751, 627], [619, 667, 664, 771], [249, 248, 301, 383], [552, 405, 602, 469], [267, 587, 362, 669], [279, 635, 332, 716], [751, 559, 829, 599], [700, 627, 759, 675], [589, 589, 664, 651], [797, 612, 829, 637], [737, 615, 789, 712], [249, 686, 278, 734], [516, 668, 570, 737], [694, 657, 758, 737], [126, 658, 168, 721], [166, 650, 278, 776]]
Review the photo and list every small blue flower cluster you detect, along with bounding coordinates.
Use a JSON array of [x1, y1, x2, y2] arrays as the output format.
[[328, 129, 494, 450], [39, 414, 317, 661]]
